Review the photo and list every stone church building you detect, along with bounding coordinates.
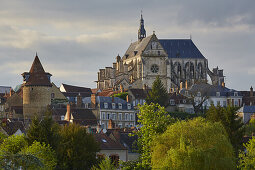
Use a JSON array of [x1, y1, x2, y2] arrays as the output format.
[[96, 15, 215, 92]]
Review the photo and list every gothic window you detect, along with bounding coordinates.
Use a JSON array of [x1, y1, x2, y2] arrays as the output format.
[[151, 64, 159, 73]]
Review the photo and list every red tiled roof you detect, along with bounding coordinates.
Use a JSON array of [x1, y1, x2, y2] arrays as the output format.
[[24, 55, 52, 86]]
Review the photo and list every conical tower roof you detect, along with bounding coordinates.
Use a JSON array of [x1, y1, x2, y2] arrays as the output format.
[[24, 54, 52, 86]]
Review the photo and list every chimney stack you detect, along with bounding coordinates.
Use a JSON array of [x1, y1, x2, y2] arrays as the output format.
[[221, 82, 225, 87], [185, 80, 188, 89], [91, 93, 97, 109], [65, 104, 71, 121], [126, 94, 131, 103], [180, 82, 183, 90], [250, 86, 253, 97], [108, 119, 114, 129], [77, 93, 82, 108], [120, 84, 124, 93]]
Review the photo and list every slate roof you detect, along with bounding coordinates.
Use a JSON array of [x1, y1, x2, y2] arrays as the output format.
[[0, 86, 11, 94], [61, 84, 92, 93], [243, 106, 255, 113], [94, 133, 127, 150], [84, 96, 134, 110], [1, 121, 25, 136], [123, 35, 153, 60], [24, 56, 52, 86], [129, 89, 150, 99], [159, 39, 205, 59]]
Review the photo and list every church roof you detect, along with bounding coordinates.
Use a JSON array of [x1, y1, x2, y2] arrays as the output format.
[[24, 55, 52, 86], [159, 39, 205, 59]]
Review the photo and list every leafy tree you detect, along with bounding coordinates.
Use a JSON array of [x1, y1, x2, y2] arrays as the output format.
[[134, 103, 174, 167], [91, 158, 117, 170], [21, 141, 57, 169], [113, 92, 128, 100], [151, 117, 236, 170], [238, 137, 255, 169], [0, 134, 28, 154], [145, 76, 169, 107], [56, 123, 100, 170], [0, 132, 7, 144], [120, 159, 151, 170], [206, 105, 244, 154], [26, 110, 60, 150], [245, 118, 255, 136]]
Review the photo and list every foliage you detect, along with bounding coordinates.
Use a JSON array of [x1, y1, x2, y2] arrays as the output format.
[[145, 76, 169, 107], [238, 137, 255, 169], [120, 159, 151, 170], [151, 117, 236, 170], [0, 135, 55, 169], [26, 110, 60, 150], [245, 119, 255, 136], [21, 141, 57, 169], [91, 158, 117, 170], [206, 105, 244, 154], [56, 123, 100, 170], [134, 103, 174, 166], [113, 92, 128, 101], [169, 111, 204, 120], [0, 132, 7, 144]]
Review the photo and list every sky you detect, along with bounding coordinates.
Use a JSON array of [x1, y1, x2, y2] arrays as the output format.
[[0, 0, 254, 90]]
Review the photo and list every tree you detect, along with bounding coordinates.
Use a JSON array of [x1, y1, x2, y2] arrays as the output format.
[[113, 92, 128, 100], [238, 137, 255, 169], [134, 103, 174, 167], [206, 105, 244, 154], [21, 141, 57, 169], [0, 135, 56, 169], [145, 76, 169, 107], [56, 123, 100, 170], [26, 110, 60, 150], [91, 158, 117, 170], [151, 117, 236, 170]]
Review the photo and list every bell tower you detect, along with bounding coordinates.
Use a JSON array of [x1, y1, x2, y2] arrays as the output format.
[[138, 12, 146, 41]]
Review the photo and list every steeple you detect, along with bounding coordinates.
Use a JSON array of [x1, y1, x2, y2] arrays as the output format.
[[138, 12, 146, 41]]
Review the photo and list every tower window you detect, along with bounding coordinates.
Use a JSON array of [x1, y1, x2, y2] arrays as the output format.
[[151, 64, 159, 73]]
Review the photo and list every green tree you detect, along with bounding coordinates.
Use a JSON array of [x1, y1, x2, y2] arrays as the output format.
[[151, 117, 236, 170], [145, 76, 169, 107], [245, 118, 255, 136], [26, 110, 60, 150], [57, 123, 100, 170], [0, 135, 56, 169], [21, 141, 57, 169], [134, 103, 174, 167], [238, 137, 255, 169], [113, 92, 128, 100], [91, 158, 117, 170], [206, 105, 244, 154]]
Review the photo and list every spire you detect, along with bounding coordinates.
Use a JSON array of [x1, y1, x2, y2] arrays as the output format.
[[138, 11, 146, 41]]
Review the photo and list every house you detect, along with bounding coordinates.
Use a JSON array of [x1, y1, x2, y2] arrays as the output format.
[[84, 95, 136, 129], [181, 83, 242, 110], [240, 86, 255, 106], [0, 119, 25, 136], [60, 83, 92, 105], [237, 105, 255, 124], [128, 88, 149, 107], [94, 131, 128, 162], [167, 92, 194, 113]]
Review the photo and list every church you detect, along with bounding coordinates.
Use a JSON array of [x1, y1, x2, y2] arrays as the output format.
[[96, 15, 222, 92]]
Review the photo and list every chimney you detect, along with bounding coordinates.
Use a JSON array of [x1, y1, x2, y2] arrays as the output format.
[[9, 88, 13, 97], [77, 93, 82, 108], [126, 94, 131, 103], [65, 104, 71, 121], [120, 84, 124, 93], [221, 82, 225, 87], [250, 86, 253, 97], [143, 84, 147, 90], [108, 119, 114, 129], [180, 82, 183, 90], [185, 80, 188, 89], [91, 93, 97, 109]]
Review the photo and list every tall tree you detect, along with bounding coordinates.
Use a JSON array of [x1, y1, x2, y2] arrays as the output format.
[[134, 103, 174, 167], [238, 137, 255, 169], [151, 117, 236, 170], [145, 76, 169, 107], [206, 105, 244, 154], [56, 123, 100, 170], [26, 110, 60, 150]]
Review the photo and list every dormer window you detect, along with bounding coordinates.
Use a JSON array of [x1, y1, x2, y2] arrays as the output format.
[[216, 92, 220, 97], [118, 103, 122, 109], [185, 91, 189, 96], [234, 92, 238, 96], [104, 103, 108, 109], [183, 99, 186, 104], [112, 103, 116, 109], [127, 104, 131, 110], [61, 115, 65, 121], [170, 99, 175, 105], [197, 92, 201, 97]]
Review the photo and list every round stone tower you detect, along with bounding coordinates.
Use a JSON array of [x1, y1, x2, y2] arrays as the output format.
[[22, 54, 52, 119]]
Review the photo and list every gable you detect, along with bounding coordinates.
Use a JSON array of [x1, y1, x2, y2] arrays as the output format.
[[143, 35, 167, 57]]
